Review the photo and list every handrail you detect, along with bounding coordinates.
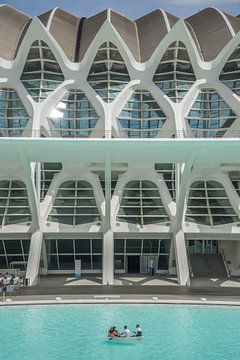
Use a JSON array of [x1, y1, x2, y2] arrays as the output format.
[[221, 248, 230, 278]]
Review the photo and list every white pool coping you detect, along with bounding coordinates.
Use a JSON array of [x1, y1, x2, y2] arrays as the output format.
[[1, 298, 240, 307]]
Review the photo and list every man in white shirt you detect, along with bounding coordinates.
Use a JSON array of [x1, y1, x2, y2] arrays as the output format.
[[135, 324, 142, 337], [122, 325, 131, 337]]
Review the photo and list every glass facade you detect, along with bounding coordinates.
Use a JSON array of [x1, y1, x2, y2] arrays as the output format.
[[117, 180, 169, 225], [155, 163, 176, 200], [220, 43, 240, 95], [229, 171, 240, 196], [118, 90, 167, 138], [40, 162, 62, 201], [0, 88, 29, 137], [48, 89, 99, 137], [186, 89, 236, 137], [186, 180, 238, 225], [153, 41, 196, 102], [0, 239, 30, 269], [21, 40, 64, 102], [0, 181, 31, 226], [87, 42, 130, 103], [45, 238, 102, 271], [114, 238, 170, 272], [48, 180, 100, 225]]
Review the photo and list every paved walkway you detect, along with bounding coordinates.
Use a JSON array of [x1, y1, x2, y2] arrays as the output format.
[[2, 275, 239, 304]]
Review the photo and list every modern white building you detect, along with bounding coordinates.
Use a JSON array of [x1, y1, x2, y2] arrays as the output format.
[[1, 5, 240, 286]]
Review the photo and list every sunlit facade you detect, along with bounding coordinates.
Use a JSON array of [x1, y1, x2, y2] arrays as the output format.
[[1, 5, 240, 286]]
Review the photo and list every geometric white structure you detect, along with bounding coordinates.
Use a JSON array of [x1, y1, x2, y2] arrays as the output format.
[[1, 6, 240, 286]]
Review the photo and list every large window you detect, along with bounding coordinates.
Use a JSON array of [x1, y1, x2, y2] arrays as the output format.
[[48, 180, 100, 225], [117, 180, 169, 225], [0, 88, 29, 137], [40, 163, 62, 201], [0, 239, 30, 269], [153, 41, 196, 102], [87, 42, 130, 103], [155, 163, 176, 200], [0, 181, 31, 226], [186, 180, 238, 225], [186, 89, 236, 137], [118, 90, 167, 138], [220, 43, 240, 96], [45, 238, 102, 271], [48, 89, 99, 137], [114, 238, 170, 272], [21, 40, 64, 102]]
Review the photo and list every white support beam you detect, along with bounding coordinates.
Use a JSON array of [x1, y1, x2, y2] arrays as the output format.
[[20, 152, 40, 231], [173, 229, 190, 285], [102, 152, 114, 285], [26, 230, 43, 286]]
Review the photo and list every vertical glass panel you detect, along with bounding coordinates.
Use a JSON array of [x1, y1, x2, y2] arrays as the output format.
[[126, 239, 142, 254], [48, 90, 99, 138], [153, 41, 196, 102], [40, 162, 62, 201], [155, 163, 176, 200], [117, 180, 169, 225], [186, 180, 238, 225], [87, 41, 130, 103], [21, 40, 64, 102], [186, 89, 236, 137], [75, 239, 91, 254], [220, 44, 240, 96], [118, 90, 167, 138], [0, 180, 31, 226], [0, 88, 29, 137], [142, 239, 159, 254]]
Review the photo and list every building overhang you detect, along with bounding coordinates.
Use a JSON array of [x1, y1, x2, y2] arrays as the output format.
[[1, 138, 240, 164]]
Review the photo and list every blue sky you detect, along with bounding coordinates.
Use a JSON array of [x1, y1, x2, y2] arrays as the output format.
[[3, 0, 240, 19]]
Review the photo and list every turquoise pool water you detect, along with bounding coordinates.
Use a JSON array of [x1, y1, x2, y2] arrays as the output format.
[[1, 304, 240, 360]]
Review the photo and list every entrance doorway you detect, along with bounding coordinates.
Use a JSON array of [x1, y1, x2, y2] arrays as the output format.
[[127, 256, 140, 273]]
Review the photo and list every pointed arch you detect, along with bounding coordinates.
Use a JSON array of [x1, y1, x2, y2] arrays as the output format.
[[20, 40, 64, 102], [220, 43, 240, 96], [186, 89, 236, 137], [87, 41, 130, 103], [117, 89, 167, 138], [48, 89, 100, 137], [153, 40, 196, 103]]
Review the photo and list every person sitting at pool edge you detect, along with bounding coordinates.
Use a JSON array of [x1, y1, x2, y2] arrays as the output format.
[[134, 324, 142, 337], [121, 325, 131, 337]]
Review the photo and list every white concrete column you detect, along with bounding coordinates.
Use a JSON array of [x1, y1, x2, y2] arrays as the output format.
[[102, 149, 114, 284], [102, 228, 114, 284], [26, 230, 43, 286], [173, 229, 190, 285]]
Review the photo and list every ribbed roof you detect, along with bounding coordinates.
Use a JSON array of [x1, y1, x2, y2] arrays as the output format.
[[0, 5, 31, 60], [0, 5, 239, 62], [185, 8, 240, 61], [136, 9, 178, 62]]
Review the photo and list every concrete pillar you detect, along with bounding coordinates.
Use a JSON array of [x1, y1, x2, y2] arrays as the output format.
[[102, 228, 114, 284], [26, 230, 43, 286], [173, 229, 190, 285], [102, 148, 114, 284]]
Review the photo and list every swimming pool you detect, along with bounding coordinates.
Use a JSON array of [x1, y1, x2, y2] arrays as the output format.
[[1, 304, 240, 360]]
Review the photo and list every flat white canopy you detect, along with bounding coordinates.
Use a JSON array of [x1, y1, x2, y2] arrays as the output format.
[[0, 138, 239, 164]]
